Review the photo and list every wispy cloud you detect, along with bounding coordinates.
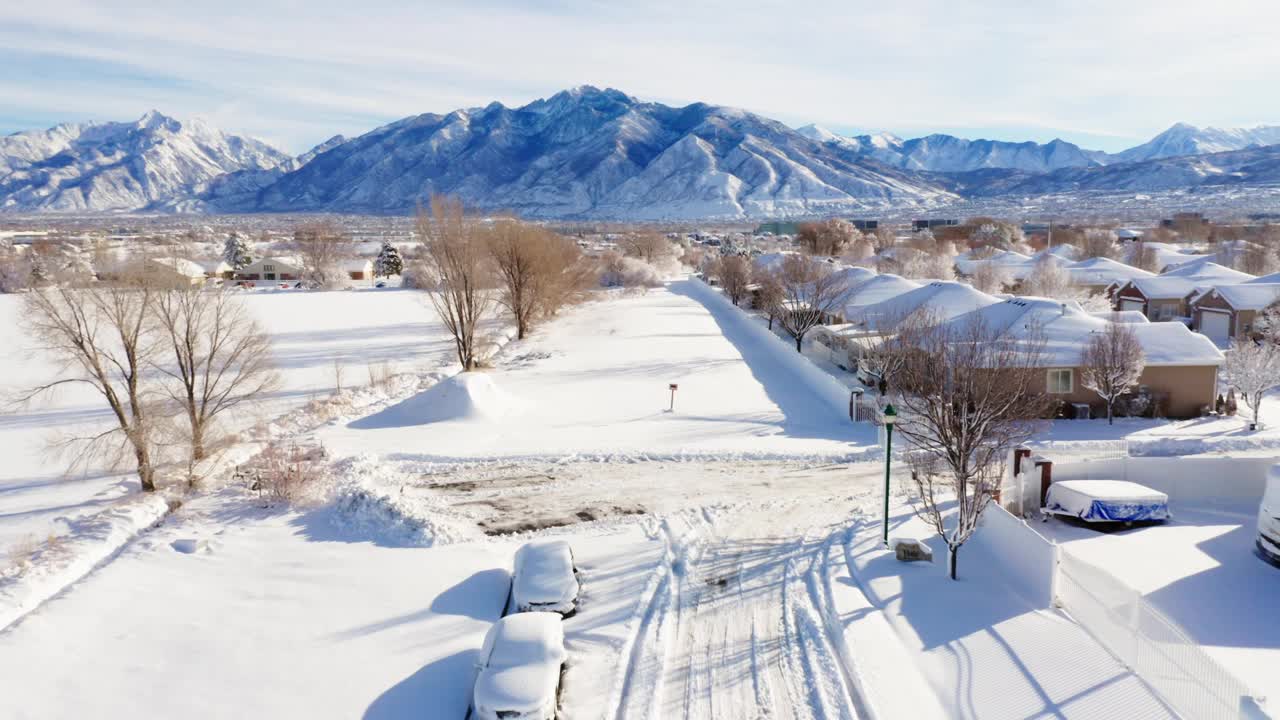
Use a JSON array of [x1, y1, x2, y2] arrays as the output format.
[[2, 0, 1277, 153]]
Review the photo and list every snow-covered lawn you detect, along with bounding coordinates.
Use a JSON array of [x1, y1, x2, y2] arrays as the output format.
[[321, 281, 876, 462], [1039, 505, 1280, 707], [846, 501, 1174, 719]]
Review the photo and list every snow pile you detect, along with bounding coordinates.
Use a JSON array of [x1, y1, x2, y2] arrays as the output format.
[[358, 372, 521, 427], [0, 494, 170, 631], [326, 456, 474, 546]]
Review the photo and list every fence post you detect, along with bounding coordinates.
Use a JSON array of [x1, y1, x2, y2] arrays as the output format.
[[1049, 541, 1061, 608]]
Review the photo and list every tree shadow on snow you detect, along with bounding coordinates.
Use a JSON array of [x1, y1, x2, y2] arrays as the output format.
[[363, 649, 476, 720]]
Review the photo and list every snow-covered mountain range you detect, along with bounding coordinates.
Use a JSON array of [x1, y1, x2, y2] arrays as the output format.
[[2, 89, 1279, 218], [0, 111, 291, 212]]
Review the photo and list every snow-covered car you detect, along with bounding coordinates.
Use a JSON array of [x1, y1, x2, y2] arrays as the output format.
[[472, 613, 567, 720], [1258, 465, 1280, 564], [1044, 480, 1169, 523], [512, 540, 580, 616]]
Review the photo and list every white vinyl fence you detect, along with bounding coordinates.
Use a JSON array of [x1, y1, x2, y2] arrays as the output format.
[[1055, 550, 1269, 720]]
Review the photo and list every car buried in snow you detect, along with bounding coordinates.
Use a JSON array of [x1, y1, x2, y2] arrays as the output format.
[[512, 540, 580, 616], [1258, 465, 1280, 565], [472, 613, 567, 720]]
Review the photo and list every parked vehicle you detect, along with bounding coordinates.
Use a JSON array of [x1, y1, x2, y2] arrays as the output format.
[[374, 280, 387, 288], [512, 540, 580, 616], [1258, 465, 1280, 565], [472, 613, 566, 720]]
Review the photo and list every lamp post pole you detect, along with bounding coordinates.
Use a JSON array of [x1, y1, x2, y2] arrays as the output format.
[[882, 404, 897, 548]]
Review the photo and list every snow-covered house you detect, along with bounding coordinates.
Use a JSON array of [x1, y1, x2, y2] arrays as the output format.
[[1065, 257, 1155, 294], [944, 297, 1224, 418], [1188, 283, 1280, 345], [1114, 262, 1255, 321], [146, 257, 208, 286], [954, 249, 1034, 278], [200, 259, 234, 279], [344, 258, 374, 281], [236, 256, 304, 282]]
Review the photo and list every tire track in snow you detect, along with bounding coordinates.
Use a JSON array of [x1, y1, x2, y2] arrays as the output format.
[[614, 503, 865, 720]]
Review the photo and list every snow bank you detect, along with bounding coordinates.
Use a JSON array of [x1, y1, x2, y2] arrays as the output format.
[[0, 494, 170, 631], [685, 277, 855, 423]]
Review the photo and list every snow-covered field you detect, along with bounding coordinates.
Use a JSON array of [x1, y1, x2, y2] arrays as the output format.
[[0, 288, 467, 557], [321, 281, 876, 462]]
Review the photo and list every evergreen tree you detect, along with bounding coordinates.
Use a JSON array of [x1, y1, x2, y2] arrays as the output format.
[[374, 241, 404, 277], [223, 232, 253, 270]]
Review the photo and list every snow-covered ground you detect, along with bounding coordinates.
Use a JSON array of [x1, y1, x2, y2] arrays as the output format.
[[321, 282, 877, 462], [846, 501, 1175, 719], [0, 288, 468, 557], [1039, 504, 1280, 708]]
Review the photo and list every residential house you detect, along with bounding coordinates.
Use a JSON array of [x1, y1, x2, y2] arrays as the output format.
[[944, 297, 1223, 419], [1113, 262, 1255, 321], [236, 256, 304, 282], [835, 274, 922, 324], [146, 257, 207, 286], [1189, 284, 1280, 344], [200, 259, 234, 279], [344, 258, 374, 280]]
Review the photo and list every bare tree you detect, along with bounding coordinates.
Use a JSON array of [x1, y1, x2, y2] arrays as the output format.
[[1220, 338, 1280, 429], [1080, 228, 1119, 260], [294, 221, 350, 289], [870, 226, 897, 253], [417, 196, 495, 370], [16, 269, 162, 491], [151, 285, 280, 461], [1019, 257, 1073, 297], [487, 219, 595, 339], [717, 255, 753, 306], [969, 262, 1011, 294], [797, 219, 858, 256], [761, 255, 853, 351], [619, 233, 676, 266], [1080, 321, 1146, 424], [753, 272, 785, 330], [1241, 241, 1279, 276], [890, 317, 1052, 579], [841, 235, 876, 263], [1129, 241, 1161, 273]]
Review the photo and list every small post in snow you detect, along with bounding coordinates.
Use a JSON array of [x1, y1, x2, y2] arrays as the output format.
[[668, 383, 678, 413]]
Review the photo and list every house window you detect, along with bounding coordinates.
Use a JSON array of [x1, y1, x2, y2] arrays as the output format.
[[1047, 369, 1073, 394]]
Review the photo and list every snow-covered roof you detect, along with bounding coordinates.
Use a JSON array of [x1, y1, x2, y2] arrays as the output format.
[[245, 255, 305, 271], [841, 274, 922, 316], [1158, 258, 1254, 283], [199, 259, 232, 273], [1066, 257, 1155, 286], [149, 257, 206, 278], [1090, 310, 1149, 324], [342, 257, 374, 271], [1193, 283, 1280, 312], [1037, 244, 1081, 261], [1123, 276, 1211, 300], [1116, 228, 1144, 239], [853, 280, 999, 330], [954, 249, 1033, 276], [943, 296, 1222, 367], [829, 265, 877, 287]]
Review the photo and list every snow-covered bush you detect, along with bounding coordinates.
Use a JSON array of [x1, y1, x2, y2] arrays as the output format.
[[254, 441, 328, 505]]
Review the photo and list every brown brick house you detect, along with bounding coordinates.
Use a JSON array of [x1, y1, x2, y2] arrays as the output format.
[[1189, 284, 1280, 345]]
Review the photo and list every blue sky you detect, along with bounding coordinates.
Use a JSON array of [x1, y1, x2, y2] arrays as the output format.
[[2, 0, 1277, 154]]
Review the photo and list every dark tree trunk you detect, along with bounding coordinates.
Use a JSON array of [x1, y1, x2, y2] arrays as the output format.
[[795, 336, 803, 352], [948, 544, 959, 580], [136, 443, 156, 492]]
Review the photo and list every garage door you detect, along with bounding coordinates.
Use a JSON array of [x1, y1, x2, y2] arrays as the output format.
[[1200, 311, 1231, 344], [1120, 299, 1145, 313]]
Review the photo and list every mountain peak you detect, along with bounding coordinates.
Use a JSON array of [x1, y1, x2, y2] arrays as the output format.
[[136, 109, 180, 131]]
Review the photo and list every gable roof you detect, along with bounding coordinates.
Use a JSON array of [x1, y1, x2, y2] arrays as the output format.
[[841, 274, 922, 316], [1192, 283, 1280, 312], [943, 296, 1223, 367], [1122, 276, 1210, 301], [1158, 258, 1254, 283]]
